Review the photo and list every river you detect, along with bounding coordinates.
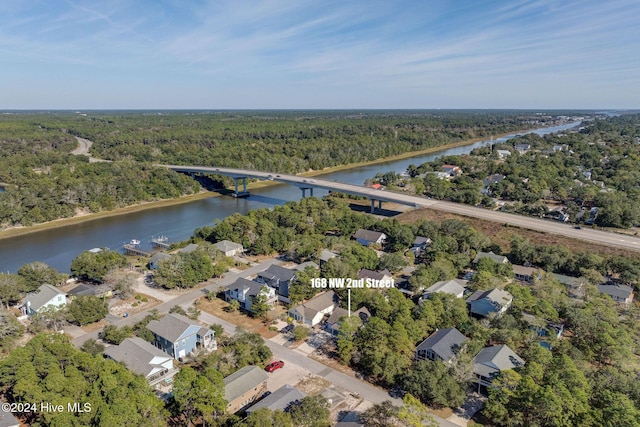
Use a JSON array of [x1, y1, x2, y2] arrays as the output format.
[[0, 121, 580, 273]]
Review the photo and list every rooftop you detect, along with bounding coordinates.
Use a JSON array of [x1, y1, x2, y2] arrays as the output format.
[[416, 328, 468, 361], [104, 337, 174, 378], [147, 313, 205, 343], [224, 365, 269, 404]]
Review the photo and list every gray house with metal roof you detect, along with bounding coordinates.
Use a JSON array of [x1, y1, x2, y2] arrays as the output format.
[[146, 313, 216, 360], [225, 277, 277, 312], [423, 279, 467, 299], [245, 384, 307, 415], [213, 240, 244, 257], [104, 337, 177, 386], [416, 328, 468, 363], [224, 365, 269, 414], [472, 251, 509, 265], [256, 264, 297, 303], [473, 344, 525, 389], [353, 229, 387, 247]]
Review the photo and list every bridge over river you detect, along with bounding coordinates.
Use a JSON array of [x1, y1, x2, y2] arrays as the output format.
[[164, 164, 640, 253], [164, 165, 424, 213]]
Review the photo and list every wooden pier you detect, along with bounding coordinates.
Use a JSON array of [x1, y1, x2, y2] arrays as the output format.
[[151, 236, 170, 249], [123, 244, 151, 257]]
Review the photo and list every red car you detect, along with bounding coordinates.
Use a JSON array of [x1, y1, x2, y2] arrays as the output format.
[[265, 360, 285, 372]]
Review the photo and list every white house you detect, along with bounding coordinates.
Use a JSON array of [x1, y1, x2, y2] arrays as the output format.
[[22, 284, 67, 316], [213, 240, 244, 257], [104, 337, 178, 387], [288, 291, 339, 326]]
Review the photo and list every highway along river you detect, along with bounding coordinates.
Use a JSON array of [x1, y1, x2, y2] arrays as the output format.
[[0, 122, 578, 273]]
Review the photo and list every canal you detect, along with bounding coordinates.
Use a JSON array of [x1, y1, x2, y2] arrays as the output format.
[[0, 121, 579, 273]]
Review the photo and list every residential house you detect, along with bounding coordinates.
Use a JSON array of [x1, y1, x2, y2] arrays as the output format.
[[257, 265, 297, 303], [146, 313, 217, 360], [411, 236, 431, 256], [553, 274, 587, 299], [104, 337, 178, 388], [415, 328, 468, 363], [245, 384, 307, 415], [481, 174, 505, 195], [357, 268, 393, 283], [296, 261, 319, 272], [521, 312, 564, 348], [496, 149, 511, 159], [177, 243, 199, 254], [224, 278, 277, 311], [512, 265, 541, 283], [67, 283, 113, 299], [441, 165, 462, 177], [598, 282, 634, 304], [148, 252, 172, 270], [514, 143, 531, 154], [353, 229, 387, 247], [466, 288, 513, 318], [428, 171, 451, 180], [473, 344, 525, 389], [422, 279, 467, 299], [288, 291, 339, 326], [319, 250, 338, 268], [472, 251, 509, 265], [21, 284, 67, 316], [213, 240, 244, 257], [325, 306, 371, 336], [224, 365, 269, 414]]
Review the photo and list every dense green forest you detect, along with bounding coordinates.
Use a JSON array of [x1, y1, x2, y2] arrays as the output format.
[[0, 110, 558, 228], [395, 113, 640, 229]]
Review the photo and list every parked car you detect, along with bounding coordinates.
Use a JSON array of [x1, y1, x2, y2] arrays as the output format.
[[265, 360, 285, 372]]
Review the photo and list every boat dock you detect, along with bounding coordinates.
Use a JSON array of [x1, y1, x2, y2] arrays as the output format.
[[122, 239, 151, 257]]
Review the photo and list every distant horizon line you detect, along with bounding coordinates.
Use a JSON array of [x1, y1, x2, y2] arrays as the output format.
[[1, 108, 636, 113]]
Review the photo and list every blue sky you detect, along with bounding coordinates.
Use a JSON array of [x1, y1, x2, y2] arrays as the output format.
[[1, 0, 638, 109]]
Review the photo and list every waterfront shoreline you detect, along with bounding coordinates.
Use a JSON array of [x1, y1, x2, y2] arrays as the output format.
[[0, 128, 532, 241]]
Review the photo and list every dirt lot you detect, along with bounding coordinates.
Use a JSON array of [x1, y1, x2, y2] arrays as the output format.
[[398, 207, 640, 260], [196, 296, 280, 339], [109, 293, 162, 317]]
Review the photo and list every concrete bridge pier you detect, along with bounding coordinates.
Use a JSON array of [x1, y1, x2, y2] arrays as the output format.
[[232, 177, 249, 198], [301, 187, 314, 198], [370, 199, 383, 213]]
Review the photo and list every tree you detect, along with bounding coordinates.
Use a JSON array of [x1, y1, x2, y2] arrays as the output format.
[[70, 249, 127, 282], [0, 310, 24, 351], [80, 338, 105, 355], [289, 395, 331, 427], [245, 408, 293, 427], [17, 262, 66, 291], [292, 326, 310, 341], [0, 333, 167, 426], [105, 271, 137, 299], [399, 360, 466, 408], [171, 366, 227, 426], [154, 249, 214, 289], [378, 252, 408, 273], [66, 295, 108, 325], [250, 287, 270, 319], [0, 273, 25, 308], [228, 299, 240, 312], [100, 324, 133, 344]]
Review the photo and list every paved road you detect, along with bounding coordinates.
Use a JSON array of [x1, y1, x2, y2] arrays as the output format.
[[163, 164, 640, 253], [71, 136, 109, 163]]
